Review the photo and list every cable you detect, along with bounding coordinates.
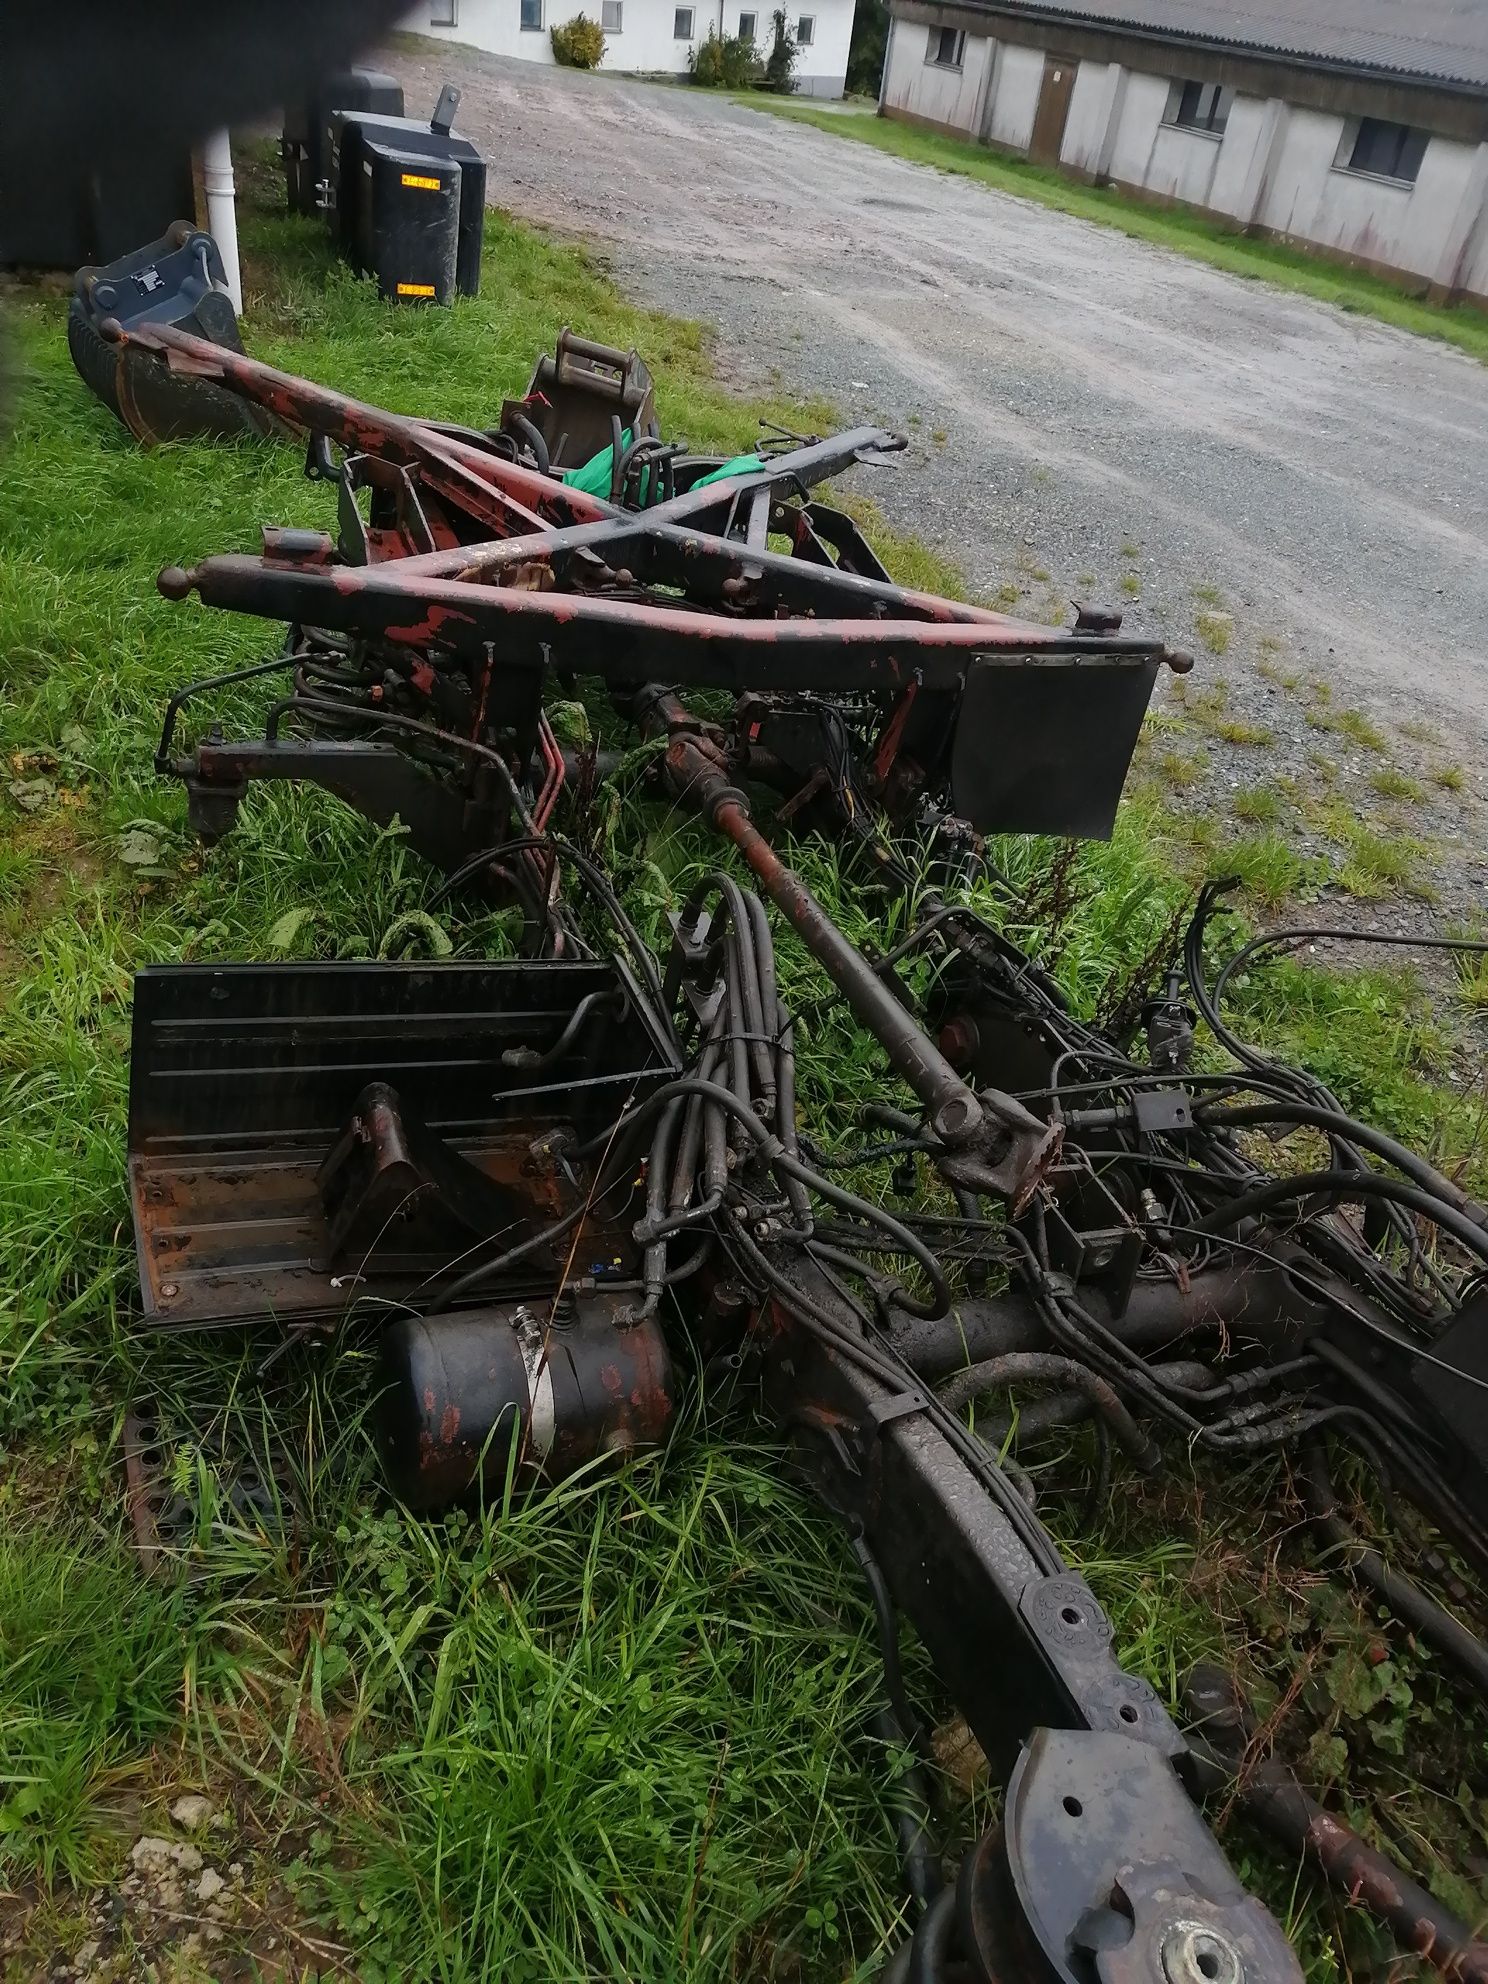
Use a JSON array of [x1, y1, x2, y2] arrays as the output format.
[[1189, 1169, 1488, 1269]]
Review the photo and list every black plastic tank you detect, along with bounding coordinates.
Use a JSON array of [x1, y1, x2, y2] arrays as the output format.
[[355, 140, 462, 305], [282, 66, 404, 215], [328, 111, 486, 297]]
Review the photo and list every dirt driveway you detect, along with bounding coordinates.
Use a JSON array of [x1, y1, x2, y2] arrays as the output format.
[[385, 43, 1488, 822]]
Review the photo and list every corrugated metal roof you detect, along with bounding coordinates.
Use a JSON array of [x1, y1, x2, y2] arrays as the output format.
[[981, 0, 1488, 90]]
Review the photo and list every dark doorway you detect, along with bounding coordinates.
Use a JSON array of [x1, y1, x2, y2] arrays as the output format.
[[1029, 52, 1077, 164]]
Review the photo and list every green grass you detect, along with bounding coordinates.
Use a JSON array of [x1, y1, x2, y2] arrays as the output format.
[[1368, 765, 1428, 804], [1232, 783, 1284, 825], [1194, 612, 1232, 656], [2, 149, 1486, 1980], [732, 98, 1488, 366]]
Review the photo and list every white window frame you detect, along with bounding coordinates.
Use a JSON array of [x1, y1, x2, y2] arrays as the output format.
[[738, 8, 756, 36], [1331, 115, 1429, 188], [674, 4, 695, 36], [601, 0, 623, 29], [430, 0, 457, 23], [1161, 78, 1232, 138], [795, 12, 814, 43], [925, 25, 964, 68], [520, 0, 543, 30]]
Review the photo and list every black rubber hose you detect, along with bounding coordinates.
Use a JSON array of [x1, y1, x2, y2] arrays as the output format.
[[871, 1706, 941, 1915], [1299, 1440, 1488, 1694], [937, 1352, 1161, 1473], [506, 410, 550, 475], [499, 987, 616, 1073], [908, 1886, 958, 1984], [1190, 1168, 1488, 1269], [1197, 1100, 1485, 1224], [571, 1076, 952, 1318], [850, 1532, 926, 1753]]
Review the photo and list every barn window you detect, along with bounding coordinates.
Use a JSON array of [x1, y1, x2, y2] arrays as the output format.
[[1165, 79, 1231, 134], [796, 13, 814, 43], [520, 0, 543, 28], [1343, 117, 1428, 184], [674, 5, 695, 35], [738, 9, 757, 36], [602, 0, 622, 27], [926, 26, 965, 67]]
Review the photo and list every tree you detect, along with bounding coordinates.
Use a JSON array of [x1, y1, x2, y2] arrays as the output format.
[[762, 8, 799, 91]]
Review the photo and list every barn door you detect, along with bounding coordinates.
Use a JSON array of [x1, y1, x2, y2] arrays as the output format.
[[1029, 52, 1077, 163]]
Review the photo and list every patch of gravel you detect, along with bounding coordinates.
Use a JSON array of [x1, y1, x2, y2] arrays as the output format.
[[1, 1791, 350, 1984], [382, 42, 1487, 925]]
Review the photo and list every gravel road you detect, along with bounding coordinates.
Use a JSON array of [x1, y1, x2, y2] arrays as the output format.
[[384, 43, 1488, 911]]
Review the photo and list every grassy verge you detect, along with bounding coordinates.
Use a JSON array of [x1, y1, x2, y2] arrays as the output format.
[[734, 96, 1488, 365], [2, 152, 1486, 1980]]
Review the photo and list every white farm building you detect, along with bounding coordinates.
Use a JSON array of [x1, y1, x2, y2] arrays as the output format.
[[412, 0, 857, 97]]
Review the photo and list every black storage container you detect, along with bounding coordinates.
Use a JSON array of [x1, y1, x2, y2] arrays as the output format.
[[356, 141, 462, 304], [282, 66, 404, 215], [329, 112, 486, 297]]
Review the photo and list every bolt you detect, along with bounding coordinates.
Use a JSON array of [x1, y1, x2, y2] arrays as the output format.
[[1161, 1922, 1243, 1984], [160, 1283, 179, 1299]]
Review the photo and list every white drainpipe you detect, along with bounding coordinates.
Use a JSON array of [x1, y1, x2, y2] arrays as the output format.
[[200, 128, 243, 314]]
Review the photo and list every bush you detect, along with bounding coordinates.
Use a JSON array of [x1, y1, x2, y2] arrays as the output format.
[[762, 8, 799, 91], [551, 13, 606, 66], [688, 27, 761, 86]]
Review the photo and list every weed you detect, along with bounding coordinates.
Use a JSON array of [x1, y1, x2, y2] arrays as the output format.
[[1119, 572, 1141, 598], [931, 427, 948, 446], [1456, 953, 1488, 1007], [1335, 708, 1389, 752], [1193, 583, 1224, 605], [1158, 748, 1209, 788], [1398, 718, 1443, 746], [1432, 763, 1466, 792], [1233, 784, 1284, 824], [1213, 718, 1273, 747], [1213, 833, 1326, 910], [990, 580, 1021, 611], [1257, 657, 1300, 691], [1333, 825, 1433, 899], [1120, 540, 1140, 560], [1368, 766, 1427, 804], [1194, 610, 1232, 655]]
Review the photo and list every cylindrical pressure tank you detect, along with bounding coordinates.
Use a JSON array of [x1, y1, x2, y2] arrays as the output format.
[[378, 1294, 675, 1511]]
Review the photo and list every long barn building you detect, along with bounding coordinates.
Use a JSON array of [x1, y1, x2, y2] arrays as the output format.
[[879, 0, 1488, 304]]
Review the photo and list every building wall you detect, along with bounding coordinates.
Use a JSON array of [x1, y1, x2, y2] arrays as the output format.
[[879, 15, 1488, 302], [882, 19, 992, 134], [410, 0, 853, 95]]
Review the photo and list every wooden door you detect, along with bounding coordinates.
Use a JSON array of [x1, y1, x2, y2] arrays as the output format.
[[1029, 53, 1077, 164]]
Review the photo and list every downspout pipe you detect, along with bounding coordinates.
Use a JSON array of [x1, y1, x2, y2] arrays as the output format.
[[200, 129, 243, 314]]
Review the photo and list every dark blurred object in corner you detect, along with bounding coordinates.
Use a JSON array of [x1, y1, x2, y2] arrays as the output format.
[[0, 0, 411, 269]]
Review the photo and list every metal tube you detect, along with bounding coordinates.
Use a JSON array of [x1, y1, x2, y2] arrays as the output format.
[[1187, 1666, 1488, 1983]]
